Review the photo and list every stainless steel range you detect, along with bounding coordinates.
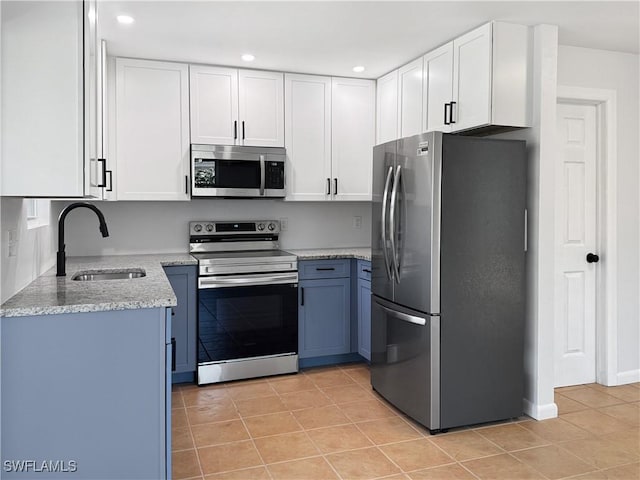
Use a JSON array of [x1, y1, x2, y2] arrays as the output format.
[[189, 220, 299, 385]]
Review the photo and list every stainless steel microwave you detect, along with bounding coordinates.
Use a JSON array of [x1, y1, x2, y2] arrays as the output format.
[[191, 145, 286, 198]]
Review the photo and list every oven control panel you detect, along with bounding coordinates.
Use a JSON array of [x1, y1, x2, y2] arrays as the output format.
[[189, 220, 280, 237]]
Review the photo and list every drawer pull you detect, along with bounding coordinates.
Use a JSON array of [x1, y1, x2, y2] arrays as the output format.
[[362, 268, 371, 273], [315, 267, 335, 271]]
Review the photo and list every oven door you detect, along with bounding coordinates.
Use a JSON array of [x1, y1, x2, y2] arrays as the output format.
[[197, 277, 298, 365]]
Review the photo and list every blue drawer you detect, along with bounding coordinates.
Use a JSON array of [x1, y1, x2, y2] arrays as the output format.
[[357, 260, 372, 281], [299, 259, 350, 280]]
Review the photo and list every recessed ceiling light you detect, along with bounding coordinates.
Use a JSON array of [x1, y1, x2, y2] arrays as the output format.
[[117, 15, 135, 25], [242, 54, 255, 62], [353, 66, 365, 73]]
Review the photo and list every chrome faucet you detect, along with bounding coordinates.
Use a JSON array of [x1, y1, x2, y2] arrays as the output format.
[[57, 202, 109, 277]]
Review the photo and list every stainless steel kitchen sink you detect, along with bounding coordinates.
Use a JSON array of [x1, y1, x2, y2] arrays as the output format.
[[71, 269, 146, 281]]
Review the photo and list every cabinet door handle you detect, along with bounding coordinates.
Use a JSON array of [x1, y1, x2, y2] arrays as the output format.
[[233, 120, 237, 140], [333, 178, 338, 195], [449, 101, 456, 124], [300, 287, 304, 306], [242, 121, 245, 140], [171, 337, 176, 372], [444, 103, 450, 125], [106, 171, 113, 192], [97, 158, 107, 187], [185, 175, 189, 195], [316, 267, 335, 271], [326, 178, 331, 195]]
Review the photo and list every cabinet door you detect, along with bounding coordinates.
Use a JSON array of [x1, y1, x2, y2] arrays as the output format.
[[423, 42, 454, 133], [84, 0, 104, 199], [299, 278, 351, 358], [239, 70, 284, 147], [190, 65, 239, 145], [452, 23, 492, 131], [358, 277, 372, 361], [398, 58, 423, 138], [284, 74, 332, 201], [1, 1, 84, 196], [331, 78, 375, 201], [164, 266, 197, 374], [376, 70, 399, 144], [115, 58, 190, 200]]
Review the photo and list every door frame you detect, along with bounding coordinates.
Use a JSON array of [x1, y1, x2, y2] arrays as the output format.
[[556, 86, 618, 386]]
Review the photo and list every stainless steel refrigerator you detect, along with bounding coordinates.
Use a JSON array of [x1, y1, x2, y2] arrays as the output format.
[[371, 131, 526, 433]]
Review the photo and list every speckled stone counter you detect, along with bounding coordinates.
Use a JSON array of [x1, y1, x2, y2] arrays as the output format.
[[287, 247, 371, 261], [0, 253, 197, 318]]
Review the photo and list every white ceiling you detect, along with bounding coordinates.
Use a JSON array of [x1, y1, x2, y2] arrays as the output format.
[[100, 1, 640, 79]]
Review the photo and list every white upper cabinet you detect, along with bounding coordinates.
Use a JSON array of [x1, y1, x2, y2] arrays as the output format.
[[284, 74, 332, 201], [189, 66, 284, 147], [331, 78, 376, 201], [397, 57, 423, 138], [115, 58, 190, 201], [452, 23, 492, 131], [189, 65, 239, 145], [423, 42, 454, 133], [451, 22, 530, 132], [375, 70, 399, 144], [239, 70, 284, 147], [381, 21, 530, 137], [376, 57, 424, 144], [1, 0, 102, 197], [285, 75, 375, 202]]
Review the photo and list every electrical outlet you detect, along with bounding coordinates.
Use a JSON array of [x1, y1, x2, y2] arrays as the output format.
[[353, 216, 362, 229], [279, 217, 289, 231]]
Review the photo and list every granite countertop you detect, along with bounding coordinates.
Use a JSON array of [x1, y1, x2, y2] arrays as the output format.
[[287, 247, 371, 261], [0, 253, 197, 318]]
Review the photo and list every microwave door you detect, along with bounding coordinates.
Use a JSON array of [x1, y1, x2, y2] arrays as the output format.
[[191, 158, 262, 197]]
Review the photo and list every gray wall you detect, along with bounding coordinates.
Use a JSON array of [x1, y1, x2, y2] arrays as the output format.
[[52, 200, 372, 256]]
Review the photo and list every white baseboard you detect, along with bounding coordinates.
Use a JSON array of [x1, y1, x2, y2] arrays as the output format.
[[523, 399, 558, 420], [616, 369, 640, 385]]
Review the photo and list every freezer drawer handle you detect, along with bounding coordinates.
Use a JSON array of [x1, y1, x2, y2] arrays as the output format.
[[378, 303, 426, 326]]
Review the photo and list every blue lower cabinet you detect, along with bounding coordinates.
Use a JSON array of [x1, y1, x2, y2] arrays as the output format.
[[299, 277, 351, 359], [1, 308, 170, 479], [356, 260, 372, 361], [298, 260, 352, 362], [163, 265, 197, 379], [358, 277, 372, 360]]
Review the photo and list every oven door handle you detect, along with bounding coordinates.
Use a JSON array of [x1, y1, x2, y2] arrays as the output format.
[[198, 273, 298, 289]]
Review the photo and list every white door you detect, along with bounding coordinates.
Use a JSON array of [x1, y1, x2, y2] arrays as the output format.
[[422, 42, 453, 133], [398, 57, 423, 138], [238, 69, 284, 147], [331, 77, 375, 201], [452, 23, 492, 131], [554, 102, 598, 387], [115, 58, 190, 200], [284, 73, 332, 201], [376, 70, 399, 144], [189, 65, 239, 145]]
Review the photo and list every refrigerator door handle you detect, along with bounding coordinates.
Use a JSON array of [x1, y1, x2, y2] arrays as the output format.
[[381, 166, 394, 281], [378, 303, 426, 326], [389, 165, 402, 281]]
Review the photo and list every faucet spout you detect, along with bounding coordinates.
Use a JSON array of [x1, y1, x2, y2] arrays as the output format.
[[57, 202, 110, 277]]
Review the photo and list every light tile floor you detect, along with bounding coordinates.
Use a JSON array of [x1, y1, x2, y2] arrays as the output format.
[[172, 364, 640, 480]]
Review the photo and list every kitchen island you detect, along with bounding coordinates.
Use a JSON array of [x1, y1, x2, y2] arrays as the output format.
[[0, 254, 195, 480]]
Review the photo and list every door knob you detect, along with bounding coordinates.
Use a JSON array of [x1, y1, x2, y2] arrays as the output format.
[[586, 253, 600, 263]]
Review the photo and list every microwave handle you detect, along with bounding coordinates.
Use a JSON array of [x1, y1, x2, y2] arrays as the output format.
[[259, 154, 265, 196]]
